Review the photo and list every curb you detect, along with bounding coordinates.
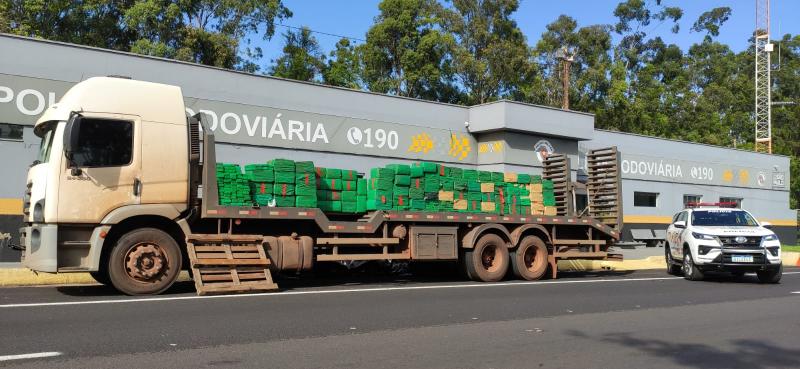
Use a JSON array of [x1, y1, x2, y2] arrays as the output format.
[[2, 253, 799, 287]]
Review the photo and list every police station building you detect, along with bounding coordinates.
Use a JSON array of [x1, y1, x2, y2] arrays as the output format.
[[0, 34, 795, 262]]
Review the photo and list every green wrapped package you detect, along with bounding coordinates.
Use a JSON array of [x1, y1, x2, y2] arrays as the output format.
[[295, 161, 315, 173], [295, 195, 317, 208], [324, 168, 342, 179], [314, 167, 327, 178], [273, 183, 295, 196], [342, 180, 358, 192], [409, 166, 425, 178], [438, 201, 453, 211], [423, 177, 440, 192], [295, 174, 316, 196], [341, 191, 358, 203], [480, 193, 495, 202], [409, 187, 425, 199], [369, 177, 393, 191], [462, 169, 478, 180], [491, 172, 504, 182], [317, 190, 341, 201], [370, 167, 395, 178], [531, 175, 543, 184], [366, 191, 392, 210], [274, 170, 295, 184], [467, 192, 483, 201], [394, 175, 411, 186], [249, 182, 273, 195], [244, 164, 274, 182], [420, 162, 439, 173], [543, 198, 557, 207], [454, 179, 468, 191], [441, 178, 454, 191], [467, 180, 481, 192], [410, 199, 425, 210], [517, 173, 531, 184], [318, 200, 342, 212], [394, 194, 409, 210], [274, 194, 295, 207], [341, 202, 358, 213], [424, 201, 440, 211], [542, 179, 554, 190], [269, 159, 295, 172], [393, 186, 409, 196], [357, 179, 368, 195], [252, 194, 273, 205], [478, 171, 493, 182], [341, 169, 358, 181], [437, 165, 450, 177], [386, 164, 410, 175], [449, 167, 463, 178], [318, 178, 343, 191], [356, 196, 367, 213], [519, 197, 531, 206]]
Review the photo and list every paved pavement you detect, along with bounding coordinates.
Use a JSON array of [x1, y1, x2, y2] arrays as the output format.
[[0, 268, 798, 368]]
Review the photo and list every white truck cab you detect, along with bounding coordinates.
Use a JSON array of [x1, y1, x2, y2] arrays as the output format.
[[665, 204, 782, 283]]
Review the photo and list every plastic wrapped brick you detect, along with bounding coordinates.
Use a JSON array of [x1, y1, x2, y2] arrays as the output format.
[[295, 173, 317, 196], [244, 164, 274, 182], [454, 178, 468, 191], [314, 167, 327, 178], [295, 195, 317, 208], [462, 169, 478, 180], [394, 194, 409, 210], [269, 159, 295, 172], [478, 171, 493, 182], [295, 161, 315, 173], [517, 173, 531, 184], [409, 166, 425, 178], [357, 179, 368, 195], [491, 172, 504, 182], [250, 182, 273, 195], [437, 165, 450, 177], [275, 194, 295, 207], [356, 196, 367, 213], [440, 178, 454, 191], [449, 167, 463, 179], [393, 186, 409, 196], [370, 167, 395, 178], [467, 180, 481, 192], [341, 169, 358, 181], [342, 180, 358, 192], [394, 175, 411, 186], [324, 168, 342, 179], [341, 191, 358, 203], [419, 162, 439, 173], [385, 164, 410, 175], [369, 177, 393, 191], [423, 177, 440, 192], [341, 202, 359, 213], [410, 199, 426, 211], [318, 178, 343, 191]]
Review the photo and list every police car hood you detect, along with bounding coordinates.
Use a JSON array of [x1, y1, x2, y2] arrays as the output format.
[[691, 226, 773, 237]]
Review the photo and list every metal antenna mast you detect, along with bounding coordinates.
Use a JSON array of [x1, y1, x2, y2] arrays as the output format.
[[754, 0, 772, 153]]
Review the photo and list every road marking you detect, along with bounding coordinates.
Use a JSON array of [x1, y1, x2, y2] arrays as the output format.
[[1, 272, 798, 309], [0, 352, 62, 362]]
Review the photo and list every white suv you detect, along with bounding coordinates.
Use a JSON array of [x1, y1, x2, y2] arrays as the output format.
[[665, 206, 782, 283]]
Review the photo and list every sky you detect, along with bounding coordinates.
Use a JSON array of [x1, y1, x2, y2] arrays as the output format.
[[255, 0, 800, 69]]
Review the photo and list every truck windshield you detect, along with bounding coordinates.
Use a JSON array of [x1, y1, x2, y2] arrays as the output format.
[[36, 122, 57, 164], [691, 210, 758, 227]]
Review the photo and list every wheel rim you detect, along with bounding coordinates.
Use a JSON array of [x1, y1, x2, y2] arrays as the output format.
[[523, 244, 544, 273], [683, 254, 692, 276], [124, 242, 168, 283], [481, 245, 500, 273]]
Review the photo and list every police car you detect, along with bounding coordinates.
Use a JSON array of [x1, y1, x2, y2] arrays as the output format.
[[665, 203, 782, 283]]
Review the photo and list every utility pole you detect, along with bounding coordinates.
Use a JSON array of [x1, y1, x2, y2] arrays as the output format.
[[556, 47, 575, 110], [754, 0, 772, 153]]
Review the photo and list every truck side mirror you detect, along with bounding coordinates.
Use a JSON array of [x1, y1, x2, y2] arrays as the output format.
[[673, 221, 686, 229], [63, 114, 83, 175]]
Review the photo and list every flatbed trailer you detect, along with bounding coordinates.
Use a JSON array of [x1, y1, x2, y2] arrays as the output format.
[[187, 116, 623, 294]]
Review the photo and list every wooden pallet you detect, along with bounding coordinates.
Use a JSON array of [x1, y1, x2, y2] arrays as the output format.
[[543, 153, 573, 216], [186, 234, 278, 295], [586, 147, 622, 231]]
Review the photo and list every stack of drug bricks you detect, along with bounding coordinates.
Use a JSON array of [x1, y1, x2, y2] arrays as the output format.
[[244, 163, 274, 205], [216, 163, 251, 206], [316, 167, 366, 213], [528, 176, 557, 215]]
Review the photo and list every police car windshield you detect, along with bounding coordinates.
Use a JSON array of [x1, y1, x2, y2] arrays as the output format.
[[691, 210, 758, 227]]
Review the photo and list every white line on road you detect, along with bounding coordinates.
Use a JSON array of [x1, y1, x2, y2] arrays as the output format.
[[0, 352, 62, 362], [2, 272, 798, 309]]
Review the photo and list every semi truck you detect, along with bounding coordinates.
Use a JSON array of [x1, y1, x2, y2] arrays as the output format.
[[18, 77, 624, 295]]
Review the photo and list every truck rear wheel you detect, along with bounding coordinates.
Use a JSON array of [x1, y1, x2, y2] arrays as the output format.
[[464, 234, 509, 282], [511, 236, 548, 280], [108, 228, 182, 295]]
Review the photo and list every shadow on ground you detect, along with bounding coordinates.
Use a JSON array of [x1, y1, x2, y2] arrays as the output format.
[[567, 329, 800, 369]]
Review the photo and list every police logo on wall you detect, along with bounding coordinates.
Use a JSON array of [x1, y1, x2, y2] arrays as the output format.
[[534, 140, 554, 162]]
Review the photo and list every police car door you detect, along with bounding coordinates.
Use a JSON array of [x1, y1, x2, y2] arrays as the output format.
[[667, 211, 687, 259]]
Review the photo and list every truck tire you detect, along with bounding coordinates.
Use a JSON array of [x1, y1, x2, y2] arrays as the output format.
[[464, 234, 509, 282], [756, 264, 782, 284], [510, 236, 548, 280], [89, 270, 111, 285], [665, 246, 681, 276], [108, 228, 182, 295], [682, 249, 704, 281]]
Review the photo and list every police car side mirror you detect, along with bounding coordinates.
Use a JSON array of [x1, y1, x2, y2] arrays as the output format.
[[761, 221, 773, 229], [673, 221, 686, 229]]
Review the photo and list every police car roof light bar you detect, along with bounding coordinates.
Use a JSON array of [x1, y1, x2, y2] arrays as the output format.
[[686, 202, 739, 209]]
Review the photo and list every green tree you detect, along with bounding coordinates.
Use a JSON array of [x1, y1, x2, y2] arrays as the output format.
[[691, 7, 732, 40], [2, 0, 292, 71], [441, 0, 533, 104], [360, 0, 459, 102], [323, 38, 363, 89], [270, 27, 326, 82]]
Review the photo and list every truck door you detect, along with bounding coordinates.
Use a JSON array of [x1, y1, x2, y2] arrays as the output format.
[[57, 114, 141, 223]]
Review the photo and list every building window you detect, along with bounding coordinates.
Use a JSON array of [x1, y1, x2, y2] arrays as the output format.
[[719, 197, 742, 208], [634, 192, 658, 207], [683, 194, 702, 208], [0, 123, 24, 141]]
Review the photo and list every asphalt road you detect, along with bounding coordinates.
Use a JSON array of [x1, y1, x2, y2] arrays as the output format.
[[1, 268, 799, 369]]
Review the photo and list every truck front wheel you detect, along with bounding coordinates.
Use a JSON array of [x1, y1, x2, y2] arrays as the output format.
[[510, 236, 548, 280], [464, 234, 509, 282], [108, 228, 182, 295]]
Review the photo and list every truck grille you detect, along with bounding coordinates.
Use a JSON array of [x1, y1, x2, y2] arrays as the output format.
[[718, 236, 762, 248]]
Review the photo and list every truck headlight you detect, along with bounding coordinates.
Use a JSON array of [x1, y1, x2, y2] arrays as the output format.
[[692, 232, 717, 241], [763, 234, 778, 242], [33, 201, 44, 223]]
